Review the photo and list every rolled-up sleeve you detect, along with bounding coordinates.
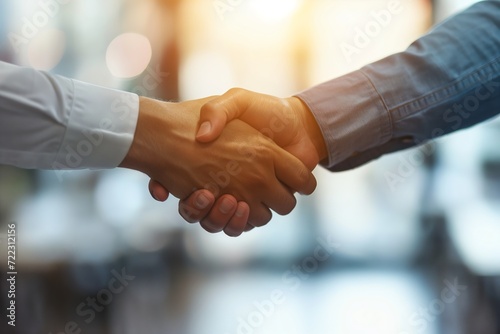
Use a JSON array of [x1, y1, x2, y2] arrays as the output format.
[[297, 0, 500, 171], [0, 61, 139, 170]]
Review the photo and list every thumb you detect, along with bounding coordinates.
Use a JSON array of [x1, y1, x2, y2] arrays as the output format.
[[196, 89, 249, 142]]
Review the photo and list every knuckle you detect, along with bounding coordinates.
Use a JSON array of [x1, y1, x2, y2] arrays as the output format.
[[227, 87, 245, 96], [200, 100, 218, 116], [255, 146, 274, 166], [253, 141, 268, 156]]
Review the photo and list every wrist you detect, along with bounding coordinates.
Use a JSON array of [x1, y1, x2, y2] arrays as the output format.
[[288, 97, 328, 162], [119, 96, 167, 174]]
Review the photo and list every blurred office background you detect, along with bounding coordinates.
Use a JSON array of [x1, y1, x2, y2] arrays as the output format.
[[1, 0, 499, 333]]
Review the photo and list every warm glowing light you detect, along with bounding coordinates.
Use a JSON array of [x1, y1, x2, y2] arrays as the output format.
[[247, 0, 302, 22], [106, 32, 152, 78], [27, 29, 66, 71], [179, 51, 234, 99]]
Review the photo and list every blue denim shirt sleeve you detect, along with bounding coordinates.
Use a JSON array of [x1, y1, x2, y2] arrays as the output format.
[[297, 0, 500, 171]]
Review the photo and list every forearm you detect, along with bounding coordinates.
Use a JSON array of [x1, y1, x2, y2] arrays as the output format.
[[297, 0, 500, 171]]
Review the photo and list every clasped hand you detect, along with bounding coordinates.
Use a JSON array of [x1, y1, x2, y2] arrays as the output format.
[[124, 89, 327, 236]]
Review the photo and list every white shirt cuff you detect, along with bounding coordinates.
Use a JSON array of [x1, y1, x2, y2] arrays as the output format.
[[52, 79, 139, 170]]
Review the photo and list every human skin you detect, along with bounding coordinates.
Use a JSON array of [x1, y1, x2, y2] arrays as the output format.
[[148, 89, 327, 235], [120, 95, 317, 236]]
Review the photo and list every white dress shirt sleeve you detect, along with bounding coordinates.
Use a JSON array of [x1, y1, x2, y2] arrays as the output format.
[[0, 61, 139, 170]]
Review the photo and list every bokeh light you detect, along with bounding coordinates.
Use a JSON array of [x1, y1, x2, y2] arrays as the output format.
[[247, 0, 303, 22], [27, 29, 66, 71], [106, 32, 152, 78], [1, 1, 498, 333]]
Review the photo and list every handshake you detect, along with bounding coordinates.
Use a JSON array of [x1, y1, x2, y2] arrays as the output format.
[[119, 88, 328, 237]]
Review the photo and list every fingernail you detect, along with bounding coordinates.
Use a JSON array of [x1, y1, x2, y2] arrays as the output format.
[[195, 193, 211, 209], [235, 205, 246, 218], [219, 198, 235, 214], [197, 121, 212, 138]]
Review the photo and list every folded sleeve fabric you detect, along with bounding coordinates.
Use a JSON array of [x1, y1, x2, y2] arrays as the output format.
[[0, 61, 139, 170], [297, 0, 500, 171]]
